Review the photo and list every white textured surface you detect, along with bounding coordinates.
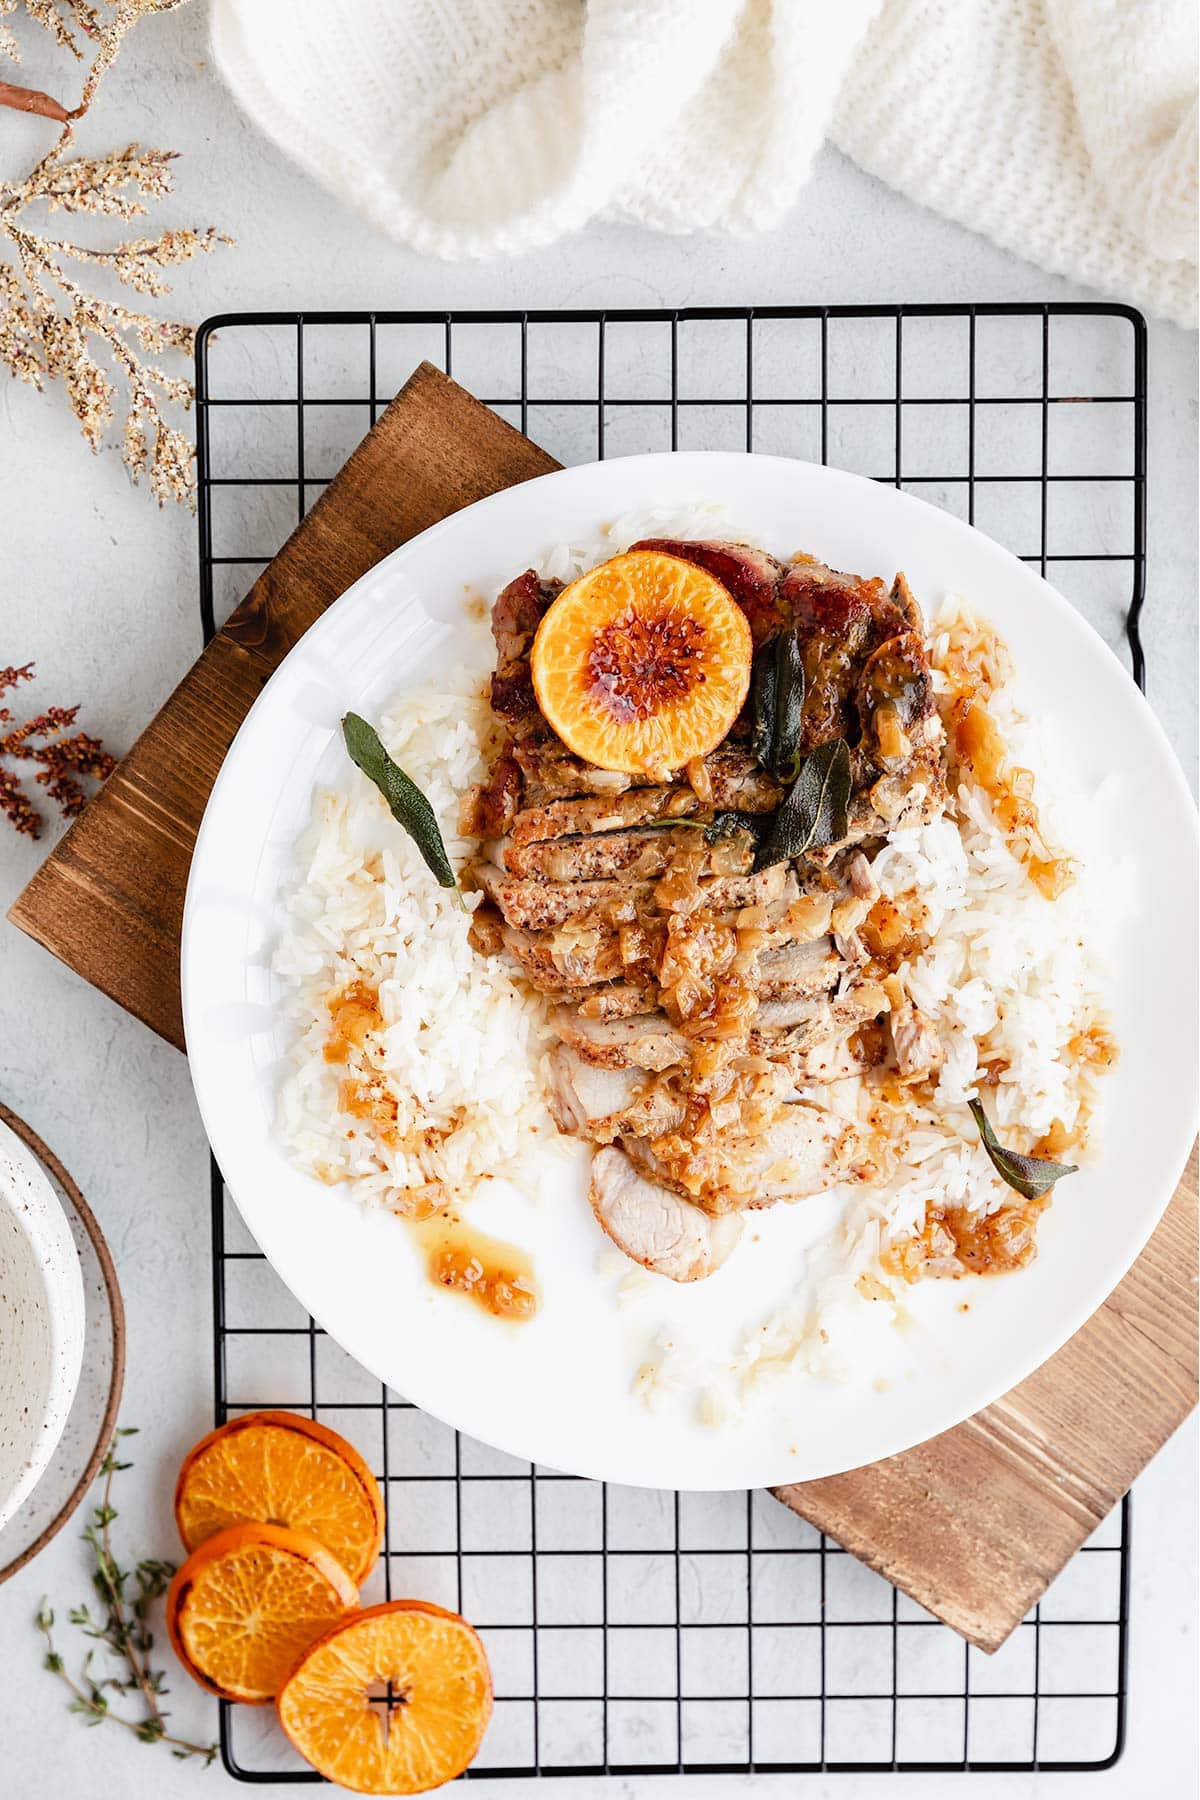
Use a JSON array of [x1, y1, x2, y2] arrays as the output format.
[[0, 4, 1194, 1796]]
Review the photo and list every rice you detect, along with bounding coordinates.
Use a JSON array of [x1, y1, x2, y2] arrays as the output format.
[[272, 619, 555, 1214]]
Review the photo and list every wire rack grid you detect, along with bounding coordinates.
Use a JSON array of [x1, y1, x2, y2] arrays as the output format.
[[195, 304, 1145, 1783]]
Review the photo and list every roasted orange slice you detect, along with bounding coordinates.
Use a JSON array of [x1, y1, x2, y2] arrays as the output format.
[[530, 550, 753, 774], [174, 1410, 385, 1586], [167, 1522, 358, 1704], [277, 1599, 493, 1794]]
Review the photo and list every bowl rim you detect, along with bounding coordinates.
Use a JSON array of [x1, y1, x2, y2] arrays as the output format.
[[0, 1104, 126, 1583], [0, 1114, 88, 1530]]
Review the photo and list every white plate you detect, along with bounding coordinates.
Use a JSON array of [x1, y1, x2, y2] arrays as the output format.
[[182, 452, 1198, 1490]]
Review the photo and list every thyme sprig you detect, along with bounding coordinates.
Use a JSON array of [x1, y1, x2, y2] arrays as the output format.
[[36, 1428, 217, 1766]]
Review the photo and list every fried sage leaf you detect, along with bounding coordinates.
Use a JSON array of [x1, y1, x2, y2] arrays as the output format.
[[968, 1097, 1078, 1201], [634, 811, 763, 846], [342, 712, 458, 893], [704, 810, 766, 847], [769, 628, 805, 780], [750, 642, 777, 768], [754, 737, 851, 870], [750, 629, 805, 778]]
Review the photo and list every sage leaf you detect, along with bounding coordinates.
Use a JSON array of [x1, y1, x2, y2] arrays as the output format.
[[342, 712, 459, 894], [750, 642, 777, 767], [703, 810, 762, 845], [769, 628, 805, 780], [750, 630, 806, 778], [754, 737, 851, 870], [633, 812, 763, 848], [968, 1097, 1078, 1201]]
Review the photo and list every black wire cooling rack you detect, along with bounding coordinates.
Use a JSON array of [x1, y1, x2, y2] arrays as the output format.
[[195, 305, 1145, 1782]]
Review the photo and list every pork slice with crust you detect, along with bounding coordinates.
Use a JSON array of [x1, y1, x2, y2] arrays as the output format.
[[589, 1146, 743, 1282], [475, 866, 655, 931], [498, 922, 630, 991], [756, 936, 844, 1002], [507, 748, 781, 845], [512, 737, 643, 804], [547, 1045, 685, 1142], [474, 862, 791, 932], [551, 1006, 689, 1073], [622, 1103, 859, 1213], [498, 825, 754, 883]]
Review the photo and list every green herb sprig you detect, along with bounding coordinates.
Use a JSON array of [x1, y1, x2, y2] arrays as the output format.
[[342, 712, 461, 901], [746, 628, 852, 871], [636, 812, 765, 848], [968, 1097, 1078, 1201], [753, 737, 852, 871], [36, 1430, 217, 1767], [751, 628, 806, 780]]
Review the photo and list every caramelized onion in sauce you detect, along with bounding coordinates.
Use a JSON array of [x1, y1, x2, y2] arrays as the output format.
[[324, 980, 384, 1062], [414, 1217, 539, 1322]]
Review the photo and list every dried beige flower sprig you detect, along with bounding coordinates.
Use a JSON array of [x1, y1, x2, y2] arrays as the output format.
[[1, 0, 230, 506]]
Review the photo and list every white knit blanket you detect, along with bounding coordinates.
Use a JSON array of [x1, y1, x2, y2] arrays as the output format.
[[211, 0, 1197, 328]]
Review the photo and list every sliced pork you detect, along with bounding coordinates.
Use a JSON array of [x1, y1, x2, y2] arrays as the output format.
[[589, 1147, 744, 1282], [547, 1045, 686, 1141], [464, 540, 950, 1282], [621, 1102, 860, 1213]]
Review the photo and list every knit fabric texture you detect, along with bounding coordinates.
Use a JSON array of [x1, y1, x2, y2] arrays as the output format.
[[211, 0, 1197, 327]]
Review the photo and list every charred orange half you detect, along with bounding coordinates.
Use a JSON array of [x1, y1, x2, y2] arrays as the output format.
[[277, 1600, 493, 1794], [530, 550, 753, 774]]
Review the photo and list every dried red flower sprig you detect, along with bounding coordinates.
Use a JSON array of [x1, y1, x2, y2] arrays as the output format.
[[1, 659, 116, 836]]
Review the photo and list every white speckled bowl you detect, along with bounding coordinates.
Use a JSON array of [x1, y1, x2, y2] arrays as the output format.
[[0, 1117, 86, 1532]]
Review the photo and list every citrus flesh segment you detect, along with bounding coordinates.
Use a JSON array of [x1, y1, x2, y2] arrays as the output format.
[[174, 1410, 385, 1586], [530, 550, 753, 775], [277, 1600, 493, 1795], [167, 1522, 358, 1704]]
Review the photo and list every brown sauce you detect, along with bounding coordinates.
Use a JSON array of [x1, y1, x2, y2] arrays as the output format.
[[337, 1077, 399, 1145], [941, 635, 1073, 900], [882, 1194, 1051, 1282], [860, 894, 929, 970], [412, 1216, 539, 1322]]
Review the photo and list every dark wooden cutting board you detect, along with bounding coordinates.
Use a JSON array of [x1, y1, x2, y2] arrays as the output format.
[[11, 362, 1196, 1651]]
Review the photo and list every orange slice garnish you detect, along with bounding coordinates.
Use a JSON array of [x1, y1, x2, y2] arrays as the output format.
[[530, 550, 753, 775], [174, 1410, 385, 1586], [167, 1522, 358, 1704], [277, 1600, 493, 1794]]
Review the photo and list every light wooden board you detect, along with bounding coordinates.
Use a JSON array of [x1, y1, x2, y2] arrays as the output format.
[[11, 362, 1196, 1650]]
